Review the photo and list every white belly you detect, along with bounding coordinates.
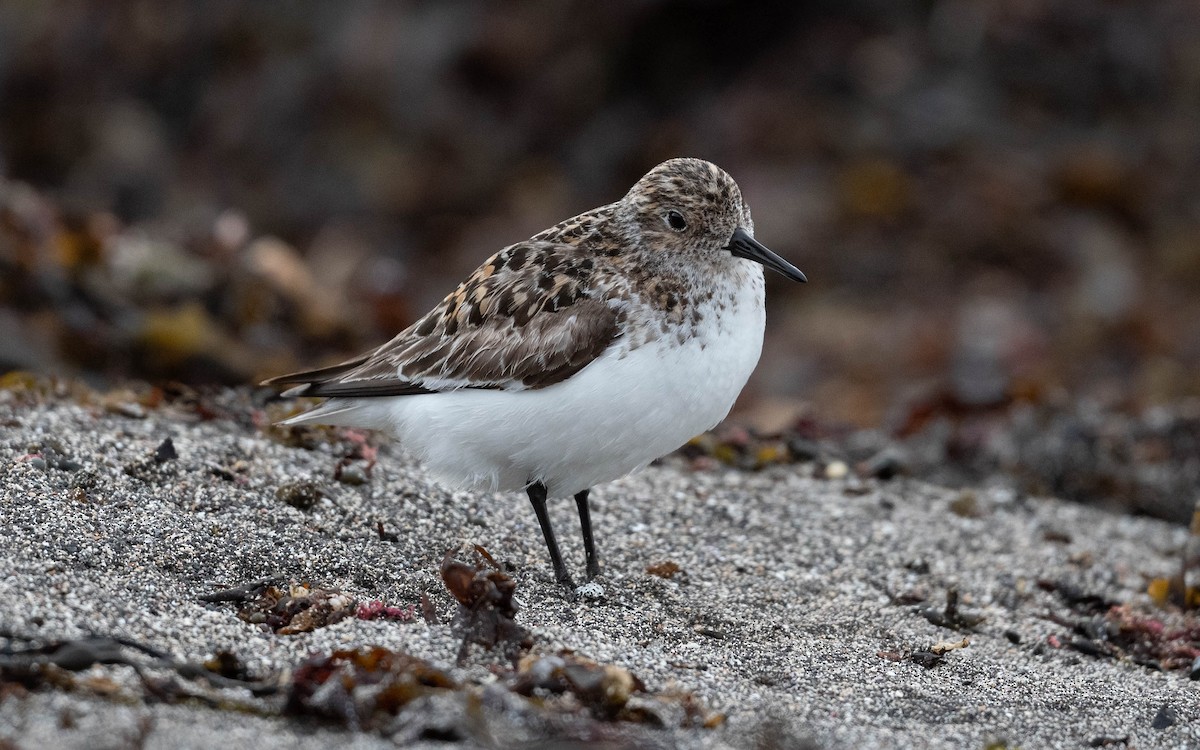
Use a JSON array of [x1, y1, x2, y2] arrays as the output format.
[[310, 270, 766, 497]]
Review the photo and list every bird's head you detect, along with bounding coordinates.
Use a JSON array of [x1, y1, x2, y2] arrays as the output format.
[[622, 158, 806, 283]]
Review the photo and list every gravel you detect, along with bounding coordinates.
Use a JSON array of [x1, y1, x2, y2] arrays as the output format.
[[0, 386, 1196, 749]]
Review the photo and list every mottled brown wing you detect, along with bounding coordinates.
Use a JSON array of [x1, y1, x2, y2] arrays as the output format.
[[265, 238, 625, 398]]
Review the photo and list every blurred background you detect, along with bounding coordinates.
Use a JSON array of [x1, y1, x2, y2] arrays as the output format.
[[1, 0, 1198, 436]]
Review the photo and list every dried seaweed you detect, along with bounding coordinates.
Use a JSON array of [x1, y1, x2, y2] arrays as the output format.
[[286, 647, 457, 731], [919, 589, 985, 632], [441, 546, 532, 665], [0, 630, 278, 699]]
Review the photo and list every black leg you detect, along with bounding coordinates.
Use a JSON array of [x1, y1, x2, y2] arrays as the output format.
[[526, 482, 575, 588], [574, 489, 601, 579]]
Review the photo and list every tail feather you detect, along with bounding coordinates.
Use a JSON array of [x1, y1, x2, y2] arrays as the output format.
[[280, 399, 381, 428], [260, 355, 371, 387]]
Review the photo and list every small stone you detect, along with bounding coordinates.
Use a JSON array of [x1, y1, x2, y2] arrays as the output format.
[[575, 581, 605, 600], [753, 671, 785, 686], [1190, 655, 1200, 680], [1151, 703, 1177, 730], [336, 463, 368, 486], [276, 481, 322, 511], [910, 650, 944, 668], [786, 437, 820, 462], [693, 623, 726, 639], [949, 491, 986, 518], [69, 470, 100, 491], [824, 460, 849, 480], [861, 447, 908, 480], [111, 402, 146, 419], [154, 437, 178, 463]]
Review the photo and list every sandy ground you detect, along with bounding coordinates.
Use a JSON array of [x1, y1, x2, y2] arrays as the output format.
[[0, 385, 1196, 749]]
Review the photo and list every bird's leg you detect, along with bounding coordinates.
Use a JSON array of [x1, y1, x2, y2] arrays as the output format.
[[526, 482, 575, 589], [574, 489, 601, 580]]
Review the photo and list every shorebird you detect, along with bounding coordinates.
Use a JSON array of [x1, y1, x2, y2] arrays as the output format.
[[264, 158, 806, 589]]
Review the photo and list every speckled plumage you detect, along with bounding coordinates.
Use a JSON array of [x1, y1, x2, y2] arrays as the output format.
[[264, 157, 806, 588]]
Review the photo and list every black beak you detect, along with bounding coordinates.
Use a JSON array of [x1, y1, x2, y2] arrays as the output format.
[[727, 228, 807, 282]]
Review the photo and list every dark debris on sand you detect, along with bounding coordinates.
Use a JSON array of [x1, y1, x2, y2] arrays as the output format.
[[685, 397, 1200, 524]]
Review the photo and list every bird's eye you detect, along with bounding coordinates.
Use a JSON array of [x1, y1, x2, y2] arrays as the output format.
[[666, 210, 687, 231]]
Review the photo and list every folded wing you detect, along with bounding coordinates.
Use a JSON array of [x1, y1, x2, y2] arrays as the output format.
[[263, 239, 626, 398]]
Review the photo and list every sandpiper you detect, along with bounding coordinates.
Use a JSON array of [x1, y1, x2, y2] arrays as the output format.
[[264, 158, 806, 589]]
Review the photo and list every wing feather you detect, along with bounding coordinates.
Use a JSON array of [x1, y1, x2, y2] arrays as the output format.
[[263, 220, 627, 398]]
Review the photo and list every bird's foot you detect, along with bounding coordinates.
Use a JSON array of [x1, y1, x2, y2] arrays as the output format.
[[553, 567, 578, 598]]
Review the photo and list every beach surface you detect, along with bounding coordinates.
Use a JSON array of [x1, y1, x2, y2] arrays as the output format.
[[0, 384, 1195, 749]]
